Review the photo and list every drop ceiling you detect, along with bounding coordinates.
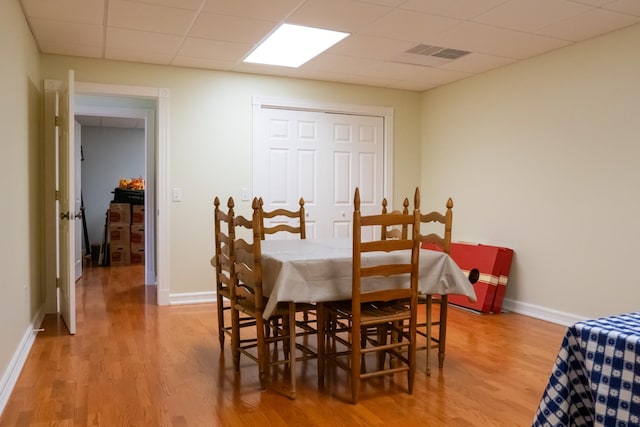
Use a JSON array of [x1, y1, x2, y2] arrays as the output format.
[[20, 0, 640, 92]]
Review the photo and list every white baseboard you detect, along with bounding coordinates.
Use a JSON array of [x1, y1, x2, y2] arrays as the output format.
[[502, 298, 586, 326], [169, 291, 216, 305], [0, 307, 45, 417]]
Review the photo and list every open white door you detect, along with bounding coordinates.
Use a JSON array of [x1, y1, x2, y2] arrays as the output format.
[[56, 69, 77, 334], [74, 120, 82, 280]]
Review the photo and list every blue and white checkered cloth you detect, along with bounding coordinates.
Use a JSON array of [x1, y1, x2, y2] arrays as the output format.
[[533, 312, 640, 427]]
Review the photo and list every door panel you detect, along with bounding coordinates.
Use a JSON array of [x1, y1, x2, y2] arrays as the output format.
[[255, 107, 384, 240], [58, 69, 76, 334], [74, 120, 82, 281]]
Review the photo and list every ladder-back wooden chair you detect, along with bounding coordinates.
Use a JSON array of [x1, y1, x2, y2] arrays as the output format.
[[380, 197, 409, 240], [317, 187, 421, 404], [213, 196, 256, 347], [258, 197, 315, 334], [418, 197, 453, 375], [258, 197, 306, 240], [230, 198, 315, 399]]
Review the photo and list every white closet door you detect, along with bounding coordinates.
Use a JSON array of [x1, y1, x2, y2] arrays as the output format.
[[254, 107, 385, 240]]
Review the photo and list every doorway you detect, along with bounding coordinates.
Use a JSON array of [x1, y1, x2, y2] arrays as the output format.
[[43, 80, 171, 325], [74, 98, 154, 282]]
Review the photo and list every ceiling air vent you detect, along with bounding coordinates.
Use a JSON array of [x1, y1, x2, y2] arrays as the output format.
[[394, 44, 471, 67]]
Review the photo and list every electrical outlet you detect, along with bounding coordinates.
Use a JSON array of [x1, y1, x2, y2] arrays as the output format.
[[241, 188, 250, 201]]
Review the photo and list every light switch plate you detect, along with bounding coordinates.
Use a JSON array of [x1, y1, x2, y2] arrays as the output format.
[[172, 188, 182, 202]]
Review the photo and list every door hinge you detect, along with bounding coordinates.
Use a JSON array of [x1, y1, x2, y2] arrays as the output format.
[[56, 278, 60, 288], [55, 190, 60, 201], [55, 115, 60, 126]]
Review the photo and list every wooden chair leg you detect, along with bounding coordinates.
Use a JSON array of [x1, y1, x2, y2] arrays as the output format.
[[425, 295, 433, 376], [256, 316, 267, 390], [316, 303, 326, 389], [217, 297, 226, 346], [231, 307, 241, 371], [438, 295, 448, 369], [287, 303, 297, 399], [351, 322, 362, 404]]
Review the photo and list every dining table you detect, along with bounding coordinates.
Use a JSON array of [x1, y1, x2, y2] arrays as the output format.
[[532, 311, 640, 427], [258, 238, 477, 319]]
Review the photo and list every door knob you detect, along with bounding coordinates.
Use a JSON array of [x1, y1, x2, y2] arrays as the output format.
[[74, 211, 83, 219], [60, 212, 70, 220]]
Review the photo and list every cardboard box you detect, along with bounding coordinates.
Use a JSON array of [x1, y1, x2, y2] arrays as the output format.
[[109, 202, 131, 225], [130, 224, 144, 245], [132, 205, 144, 224], [447, 243, 514, 313], [130, 245, 145, 264], [109, 244, 131, 266], [109, 224, 130, 245]]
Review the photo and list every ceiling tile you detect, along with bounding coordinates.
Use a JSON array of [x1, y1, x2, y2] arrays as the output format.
[[29, 18, 103, 48], [38, 41, 103, 58], [105, 47, 174, 64], [177, 38, 251, 61], [125, 0, 206, 10], [326, 34, 415, 61], [106, 28, 183, 53], [108, 0, 197, 35], [202, 0, 303, 21], [472, 0, 593, 32], [439, 52, 516, 73], [603, 0, 640, 16], [172, 56, 238, 70], [189, 12, 275, 44], [430, 21, 572, 59], [287, 0, 392, 33], [21, 0, 105, 24], [303, 53, 378, 75], [399, 0, 509, 20], [361, 9, 462, 42], [536, 8, 640, 41]]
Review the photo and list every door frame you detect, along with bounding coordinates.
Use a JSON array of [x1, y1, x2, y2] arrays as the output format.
[[44, 80, 171, 314], [252, 96, 395, 223]]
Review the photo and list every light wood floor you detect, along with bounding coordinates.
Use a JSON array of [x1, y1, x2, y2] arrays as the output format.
[[0, 264, 566, 426]]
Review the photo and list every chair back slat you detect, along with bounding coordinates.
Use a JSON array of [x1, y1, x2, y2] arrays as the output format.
[[258, 197, 306, 240]]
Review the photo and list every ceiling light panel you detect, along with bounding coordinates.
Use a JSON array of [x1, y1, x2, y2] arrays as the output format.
[[244, 24, 349, 67]]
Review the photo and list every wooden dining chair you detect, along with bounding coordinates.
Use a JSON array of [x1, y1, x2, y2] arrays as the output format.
[[230, 197, 315, 399], [213, 196, 256, 347], [317, 187, 421, 404], [258, 197, 316, 335], [417, 197, 453, 375], [258, 197, 306, 240], [380, 197, 409, 240]]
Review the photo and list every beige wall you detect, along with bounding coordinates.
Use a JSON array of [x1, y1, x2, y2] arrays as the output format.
[[421, 23, 640, 322], [0, 0, 42, 390], [40, 57, 423, 298]]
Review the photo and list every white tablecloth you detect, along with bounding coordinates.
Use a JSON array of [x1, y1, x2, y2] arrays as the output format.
[[260, 239, 477, 319]]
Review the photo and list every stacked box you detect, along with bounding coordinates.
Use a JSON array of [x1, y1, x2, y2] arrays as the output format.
[[110, 244, 131, 266], [132, 205, 144, 224], [447, 243, 514, 313], [130, 224, 144, 245], [130, 223, 145, 264], [131, 245, 145, 264], [109, 202, 131, 266], [108, 199, 145, 266], [109, 202, 131, 224], [109, 224, 130, 245]]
